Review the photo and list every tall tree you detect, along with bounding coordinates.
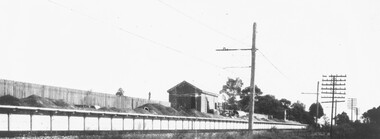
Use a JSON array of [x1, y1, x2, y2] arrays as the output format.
[[309, 102, 324, 119], [239, 85, 263, 112], [288, 101, 314, 124], [219, 78, 265, 112], [219, 78, 243, 111], [280, 98, 291, 108], [254, 95, 286, 119], [362, 106, 380, 124], [220, 78, 243, 97], [336, 111, 350, 125], [241, 85, 263, 96]]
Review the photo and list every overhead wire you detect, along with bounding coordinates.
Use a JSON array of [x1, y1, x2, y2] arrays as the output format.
[[49, 0, 289, 82], [157, 0, 249, 48], [158, 0, 289, 80], [47, 0, 237, 77], [257, 50, 289, 79]]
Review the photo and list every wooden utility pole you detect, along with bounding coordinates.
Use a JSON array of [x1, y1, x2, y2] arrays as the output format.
[[248, 22, 257, 130], [347, 98, 357, 121], [351, 99, 353, 121], [216, 22, 257, 130], [335, 100, 338, 124], [301, 81, 320, 127], [355, 107, 359, 121], [321, 75, 346, 139], [316, 82, 320, 125]]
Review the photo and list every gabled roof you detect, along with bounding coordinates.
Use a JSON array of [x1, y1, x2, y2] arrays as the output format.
[[167, 81, 218, 97]]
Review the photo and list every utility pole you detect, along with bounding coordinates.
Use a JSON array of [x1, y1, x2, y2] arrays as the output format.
[[347, 98, 357, 121], [301, 81, 320, 127], [335, 100, 338, 124], [216, 22, 257, 130], [316, 82, 319, 126], [248, 22, 257, 130], [351, 99, 353, 121], [321, 75, 346, 139], [351, 99, 354, 122], [355, 107, 359, 121]]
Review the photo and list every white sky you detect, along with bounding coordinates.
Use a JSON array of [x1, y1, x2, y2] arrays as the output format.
[[1, 0, 379, 121]]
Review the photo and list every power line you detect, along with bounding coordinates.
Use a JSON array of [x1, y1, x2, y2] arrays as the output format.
[[47, 0, 237, 76], [159, 0, 290, 81], [257, 50, 288, 79], [157, 0, 249, 48], [49, 0, 289, 82]]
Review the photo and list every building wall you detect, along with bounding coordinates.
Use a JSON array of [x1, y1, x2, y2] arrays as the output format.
[[0, 79, 170, 109], [206, 95, 217, 111], [168, 83, 202, 111], [168, 83, 218, 113]]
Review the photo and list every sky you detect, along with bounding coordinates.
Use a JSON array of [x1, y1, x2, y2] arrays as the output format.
[[1, 0, 380, 121]]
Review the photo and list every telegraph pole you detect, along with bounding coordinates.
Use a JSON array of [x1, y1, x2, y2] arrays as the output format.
[[316, 82, 319, 125], [347, 98, 357, 121], [301, 81, 320, 127], [248, 22, 256, 130], [216, 22, 257, 130], [355, 107, 359, 121], [321, 75, 346, 139], [335, 100, 338, 124], [351, 99, 353, 121]]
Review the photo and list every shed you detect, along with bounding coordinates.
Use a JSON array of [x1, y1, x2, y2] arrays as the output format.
[[167, 81, 218, 113]]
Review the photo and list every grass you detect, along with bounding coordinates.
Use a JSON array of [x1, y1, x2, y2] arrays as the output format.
[[69, 130, 329, 139], [1, 130, 330, 139]]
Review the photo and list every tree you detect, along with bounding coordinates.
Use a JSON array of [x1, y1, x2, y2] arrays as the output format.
[[288, 101, 314, 124], [116, 88, 124, 96], [220, 78, 243, 97], [309, 102, 324, 119], [219, 78, 243, 111], [219, 78, 265, 112], [280, 98, 291, 108], [238, 85, 264, 112], [362, 106, 380, 124], [241, 85, 263, 96], [336, 111, 350, 125], [254, 95, 288, 119]]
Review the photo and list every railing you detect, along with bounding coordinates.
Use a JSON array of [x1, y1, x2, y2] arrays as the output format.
[[0, 105, 306, 132]]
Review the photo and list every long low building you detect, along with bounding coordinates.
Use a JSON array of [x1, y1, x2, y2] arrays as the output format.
[[0, 104, 307, 134]]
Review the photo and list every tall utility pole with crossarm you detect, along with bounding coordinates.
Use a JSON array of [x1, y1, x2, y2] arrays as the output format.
[[216, 22, 257, 130], [301, 81, 320, 127], [321, 75, 346, 139]]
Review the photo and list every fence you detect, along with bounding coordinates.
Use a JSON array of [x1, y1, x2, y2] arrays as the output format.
[[0, 79, 170, 109], [0, 105, 307, 133]]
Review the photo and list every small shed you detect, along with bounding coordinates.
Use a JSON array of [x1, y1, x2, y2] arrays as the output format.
[[167, 81, 218, 113]]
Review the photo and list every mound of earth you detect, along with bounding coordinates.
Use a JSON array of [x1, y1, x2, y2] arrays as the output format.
[[52, 99, 74, 108], [135, 103, 181, 116], [135, 103, 225, 118], [20, 95, 58, 108], [98, 107, 123, 112], [0, 94, 74, 109], [0, 95, 228, 119], [0, 95, 22, 106]]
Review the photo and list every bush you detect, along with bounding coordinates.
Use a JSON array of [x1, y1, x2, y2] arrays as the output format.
[[333, 123, 355, 138]]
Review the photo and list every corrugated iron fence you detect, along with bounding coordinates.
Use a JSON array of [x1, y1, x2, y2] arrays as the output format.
[[0, 79, 170, 109]]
